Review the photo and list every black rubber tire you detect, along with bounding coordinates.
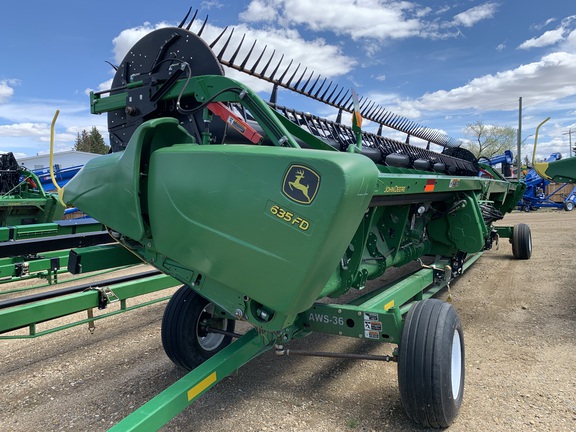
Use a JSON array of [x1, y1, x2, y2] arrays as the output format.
[[564, 201, 574, 211], [398, 299, 465, 428], [511, 223, 532, 259], [161, 285, 235, 371]]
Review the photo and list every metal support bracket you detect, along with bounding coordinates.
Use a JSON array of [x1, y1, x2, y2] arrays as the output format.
[[86, 286, 120, 310]]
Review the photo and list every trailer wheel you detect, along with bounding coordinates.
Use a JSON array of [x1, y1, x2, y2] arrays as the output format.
[[398, 299, 465, 428], [564, 201, 574, 211], [161, 285, 235, 371], [511, 223, 532, 259]]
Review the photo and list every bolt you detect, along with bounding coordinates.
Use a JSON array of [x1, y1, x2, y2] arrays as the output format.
[[234, 309, 243, 318], [125, 106, 140, 116]]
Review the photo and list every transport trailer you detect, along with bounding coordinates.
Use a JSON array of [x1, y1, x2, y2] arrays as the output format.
[[34, 12, 532, 430]]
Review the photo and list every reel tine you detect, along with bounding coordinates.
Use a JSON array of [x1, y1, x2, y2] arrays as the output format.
[[382, 111, 394, 124], [372, 107, 385, 120], [293, 67, 308, 89], [335, 89, 350, 106], [178, 7, 192, 28], [319, 82, 334, 101], [260, 49, 276, 76], [312, 78, 327, 98], [365, 101, 378, 118], [216, 28, 235, 60], [277, 59, 294, 83], [105, 61, 118, 71], [328, 87, 344, 105], [324, 85, 338, 104], [306, 75, 321, 94], [268, 54, 286, 81], [185, 9, 198, 31], [197, 15, 208, 36], [285, 63, 301, 87], [299, 71, 314, 93], [249, 45, 267, 74], [359, 96, 370, 111], [374, 110, 386, 123], [240, 40, 258, 70], [342, 94, 354, 111], [228, 34, 246, 65], [209, 26, 229, 49]]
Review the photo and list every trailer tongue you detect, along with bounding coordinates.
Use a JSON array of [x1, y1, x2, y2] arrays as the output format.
[[61, 15, 529, 430]]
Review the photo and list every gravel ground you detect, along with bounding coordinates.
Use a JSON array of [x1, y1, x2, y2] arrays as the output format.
[[1, 210, 575, 432]]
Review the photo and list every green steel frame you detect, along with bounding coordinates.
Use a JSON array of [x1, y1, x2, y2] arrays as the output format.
[[107, 252, 483, 431], [0, 273, 179, 339]]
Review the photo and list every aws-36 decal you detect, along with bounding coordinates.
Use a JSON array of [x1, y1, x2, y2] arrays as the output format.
[[282, 164, 320, 205]]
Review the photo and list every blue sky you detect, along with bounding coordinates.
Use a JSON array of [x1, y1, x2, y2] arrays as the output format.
[[1, 1, 576, 162]]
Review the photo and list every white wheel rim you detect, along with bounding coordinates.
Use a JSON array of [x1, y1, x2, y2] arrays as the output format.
[[197, 303, 227, 351], [451, 330, 462, 399]]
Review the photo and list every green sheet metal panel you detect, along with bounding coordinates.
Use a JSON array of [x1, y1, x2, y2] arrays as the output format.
[[146, 144, 378, 324]]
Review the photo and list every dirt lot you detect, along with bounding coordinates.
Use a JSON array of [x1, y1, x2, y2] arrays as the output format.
[[1, 210, 575, 432]]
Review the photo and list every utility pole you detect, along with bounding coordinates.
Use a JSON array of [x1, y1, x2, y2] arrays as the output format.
[[563, 129, 573, 158], [517, 97, 522, 179]]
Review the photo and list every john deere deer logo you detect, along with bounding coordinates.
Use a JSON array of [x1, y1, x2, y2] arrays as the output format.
[[282, 165, 320, 205]]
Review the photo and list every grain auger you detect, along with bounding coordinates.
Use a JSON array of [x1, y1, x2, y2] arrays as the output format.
[[61, 8, 530, 430]]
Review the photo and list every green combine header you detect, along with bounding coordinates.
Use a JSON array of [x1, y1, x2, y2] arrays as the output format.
[[53, 13, 532, 430]]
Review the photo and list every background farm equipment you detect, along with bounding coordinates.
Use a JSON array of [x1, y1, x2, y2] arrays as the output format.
[[0, 152, 64, 226], [32, 164, 83, 192], [4, 11, 533, 431], [518, 153, 576, 212], [479, 150, 514, 178]]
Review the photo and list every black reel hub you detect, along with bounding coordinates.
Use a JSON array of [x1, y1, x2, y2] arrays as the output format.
[[108, 27, 225, 152]]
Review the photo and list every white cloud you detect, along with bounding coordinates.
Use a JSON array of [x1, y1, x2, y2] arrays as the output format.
[[519, 14, 576, 50], [396, 52, 576, 114], [0, 123, 48, 137], [452, 2, 498, 28], [531, 17, 557, 31], [239, 0, 278, 22], [0, 80, 18, 103], [201, 1, 224, 9], [518, 28, 565, 49], [239, 0, 472, 42], [561, 29, 576, 52]]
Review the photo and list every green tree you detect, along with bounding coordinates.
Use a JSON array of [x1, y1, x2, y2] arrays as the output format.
[[462, 121, 516, 159], [73, 127, 110, 154]]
